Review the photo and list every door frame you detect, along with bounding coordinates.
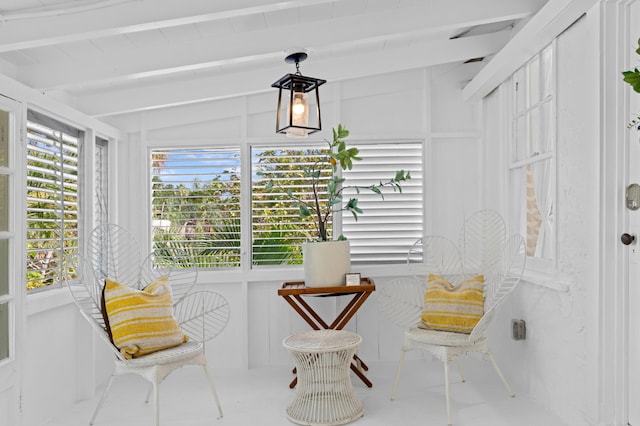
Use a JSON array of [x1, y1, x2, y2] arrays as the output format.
[[600, 0, 637, 424], [0, 94, 25, 426]]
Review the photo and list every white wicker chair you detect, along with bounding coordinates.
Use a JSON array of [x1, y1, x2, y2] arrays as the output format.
[[66, 225, 230, 426], [458, 209, 506, 277], [379, 211, 525, 426], [87, 223, 142, 287]]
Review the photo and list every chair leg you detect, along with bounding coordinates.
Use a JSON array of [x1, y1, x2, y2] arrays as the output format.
[[144, 383, 153, 403], [390, 350, 407, 400], [452, 359, 465, 382], [444, 360, 452, 426], [153, 382, 160, 426], [486, 350, 515, 397], [203, 364, 224, 418], [90, 374, 115, 425]]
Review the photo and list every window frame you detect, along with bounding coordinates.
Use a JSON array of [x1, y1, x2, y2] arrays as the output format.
[[147, 136, 425, 271], [250, 137, 424, 268], [507, 41, 557, 273]]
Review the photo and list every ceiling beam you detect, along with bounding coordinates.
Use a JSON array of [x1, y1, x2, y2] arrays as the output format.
[[462, 0, 600, 101], [0, 0, 336, 52], [73, 31, 510, 117], [19, 0, 539, 91], [0, 72, 122, 138]]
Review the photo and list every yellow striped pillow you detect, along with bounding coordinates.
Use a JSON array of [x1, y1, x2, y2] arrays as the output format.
[[420, 274, 484, 334], [104, 276, 188, 359]]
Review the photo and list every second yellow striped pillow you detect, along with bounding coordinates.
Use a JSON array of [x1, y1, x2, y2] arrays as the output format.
[[421, 274, 484, 334], [104, 276, 188, 359]]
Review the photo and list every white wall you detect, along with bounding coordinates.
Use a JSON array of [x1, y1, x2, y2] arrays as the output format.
[[481, 8, 601, 425]]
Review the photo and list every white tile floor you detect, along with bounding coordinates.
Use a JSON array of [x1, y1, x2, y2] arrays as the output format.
[[42, 358, 567, 426]]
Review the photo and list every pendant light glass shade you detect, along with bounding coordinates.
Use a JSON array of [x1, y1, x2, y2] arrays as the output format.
[[272, 52, 326, 138]]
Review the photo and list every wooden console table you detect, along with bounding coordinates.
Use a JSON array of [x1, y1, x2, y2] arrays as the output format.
[[278, 277, 375, 388]]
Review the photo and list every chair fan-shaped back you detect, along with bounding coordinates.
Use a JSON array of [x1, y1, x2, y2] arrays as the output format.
[[378, 277, 424, 329], [174, 290, 231, 343], [458, 209, 505, 277], [139, 253, 198, 304], [469, 234, 526, 342], [64, 252, 124, 360], [88, 223, 142, 286], [407, 236, 464, 284]]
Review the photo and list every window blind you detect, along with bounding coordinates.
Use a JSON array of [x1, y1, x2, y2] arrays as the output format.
[[342, 141, 423, 264], [26, 119, 80, 290], [251, 141, 423, 266], [150, 147, 241, 268], [251, 145, 330, 266]]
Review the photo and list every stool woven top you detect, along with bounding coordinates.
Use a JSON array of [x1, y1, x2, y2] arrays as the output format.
[[283, 330, 362, 353]]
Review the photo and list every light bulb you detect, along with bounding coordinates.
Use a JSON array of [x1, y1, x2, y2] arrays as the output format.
[[292, 101, 305, 116], [292, 93, 306, 117], [286, 91, 310, 138]]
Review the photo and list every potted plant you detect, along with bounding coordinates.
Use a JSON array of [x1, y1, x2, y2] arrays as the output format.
[[623, 38, 640, 129], [265, 124, 410, 286]]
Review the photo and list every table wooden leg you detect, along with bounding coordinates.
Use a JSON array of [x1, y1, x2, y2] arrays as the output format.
[[293, 295, 330, 329], [354, 354, 369, 371], [350, 362, 373, 388]]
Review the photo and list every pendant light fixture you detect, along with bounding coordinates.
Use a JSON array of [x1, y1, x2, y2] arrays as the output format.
[[272, 51, 326, 138]]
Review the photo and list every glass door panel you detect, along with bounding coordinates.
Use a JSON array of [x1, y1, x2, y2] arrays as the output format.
[[0, 175, 7, 233], [0, 302, 8, 361], [0, 239, 7, 297], [0, 96, 20, 426], [0, 109, 7, 168]]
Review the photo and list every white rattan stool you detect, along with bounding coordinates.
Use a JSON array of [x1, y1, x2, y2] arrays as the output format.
[[283, 329, 364, 426]]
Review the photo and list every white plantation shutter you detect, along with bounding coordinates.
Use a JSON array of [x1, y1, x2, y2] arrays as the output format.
[[150, 148, 241, 268], [342, 141, 423, 264], [251, 141, 423, 266], [251, 145, 330, 266], [26, 117, 80, 290]]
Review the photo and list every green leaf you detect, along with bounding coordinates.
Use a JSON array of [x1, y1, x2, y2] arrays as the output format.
[[345, 198, 358, 209], [299, 205, 311, 217], [265, 180, 274, 191], [395, 170, 408, 181], [623, 68, 640, 93]]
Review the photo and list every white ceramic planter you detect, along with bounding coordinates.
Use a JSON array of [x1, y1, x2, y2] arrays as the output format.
[[303, 240, 351, 287]]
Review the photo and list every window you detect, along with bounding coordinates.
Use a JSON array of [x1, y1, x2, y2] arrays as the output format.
[[26, 112, 82, 290], [151, 140, 423, 269], [251, 140, 423, 266], [150, 147, 241, 268], [508, 43, 555, 264], [95, 138, 109, 226]]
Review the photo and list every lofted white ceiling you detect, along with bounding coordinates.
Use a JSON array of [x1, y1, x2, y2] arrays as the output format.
[[0, 0, 551, 122]]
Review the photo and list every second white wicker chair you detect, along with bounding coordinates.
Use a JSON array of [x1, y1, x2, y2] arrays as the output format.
[[379, 211, 526, 426]]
